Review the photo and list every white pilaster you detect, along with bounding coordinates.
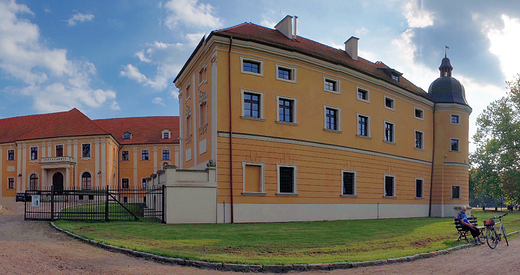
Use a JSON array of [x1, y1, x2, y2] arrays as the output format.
[[95, 139, 100, 189], [73, 140, 79, 189], [133, 147, 138, 189], [101, 140, 106, 187], [192, 74, 197, 166], [153, 147, 158, 173], [22, 144, 26, 191], [211, 53, 218, 164]]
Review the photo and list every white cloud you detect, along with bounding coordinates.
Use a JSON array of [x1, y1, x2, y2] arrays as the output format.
[[135, 50, 151, 63], [120, 64, 149, 84], [0, 1, 117, 113], [354, 27, 369, 37], [163, 0, 222, 29], [152, 97, 165, 106], [67, 12, 94, 26], [403, 0, 434, 28], [185, 33, 205, 46], [485, 15, 520, 81]]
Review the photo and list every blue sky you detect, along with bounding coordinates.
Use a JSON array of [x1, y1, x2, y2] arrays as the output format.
[[1, 0, 520, 151]]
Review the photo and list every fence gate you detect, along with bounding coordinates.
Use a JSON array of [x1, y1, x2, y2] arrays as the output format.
[[24, 185, 164, 222]]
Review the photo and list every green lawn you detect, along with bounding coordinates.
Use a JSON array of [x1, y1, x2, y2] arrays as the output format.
[[53, 210, 520, 265], [58, 203, 143, 221]]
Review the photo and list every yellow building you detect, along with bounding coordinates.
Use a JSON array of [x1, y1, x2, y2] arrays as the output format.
[[0, 108, 178, 198], [174, 16, 471, 222]]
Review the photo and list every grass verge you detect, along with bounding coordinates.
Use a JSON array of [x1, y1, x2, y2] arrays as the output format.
[[53, 210, 520, 265]]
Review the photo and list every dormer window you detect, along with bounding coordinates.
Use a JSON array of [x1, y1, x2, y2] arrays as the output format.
[[162, 129, 172, 139], [391, 75, 399, 81], [164, 133, 169, 139], [123, 132, 132, 140]]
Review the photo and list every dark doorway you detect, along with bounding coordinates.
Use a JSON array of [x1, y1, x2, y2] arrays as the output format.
[[53, 172, 64, 192]]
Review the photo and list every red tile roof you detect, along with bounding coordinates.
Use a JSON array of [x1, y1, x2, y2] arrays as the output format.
[[0, 109, 179, 145], [203, 22, 428, 99]]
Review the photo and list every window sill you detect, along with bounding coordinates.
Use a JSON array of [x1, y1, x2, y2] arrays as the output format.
[[242, 192, 267, 196], [357, 98, 370, 103], [81, 157, 92, 161], [414, 147, 425, 151], [323, 128, 342, 134], [383, 140, 396, 145], [356, 135, 371, 139], [449, 150, 460, 153], [383, 196, 397, 199], [29, 160, 38, 163], [141, 159, 150, 161], [340, 194, 358, 198], [415, 197, 425, 199], [162, 159, 170, 161], [240, 116, 265, 122], [276, 193, 299, 197], [451, 197, 461, 199], [276, 77, 296, 83], [276, 121, 298, 126], [121, 159, 129, 162]]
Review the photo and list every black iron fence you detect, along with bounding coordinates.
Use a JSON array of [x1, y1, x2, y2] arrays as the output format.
[[24, 185, 164, 222]]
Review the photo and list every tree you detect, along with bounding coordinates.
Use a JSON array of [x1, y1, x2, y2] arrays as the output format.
[[471, 74, 520, 204]]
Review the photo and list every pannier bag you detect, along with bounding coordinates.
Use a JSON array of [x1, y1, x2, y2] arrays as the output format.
[[484, 219, 495, 226]]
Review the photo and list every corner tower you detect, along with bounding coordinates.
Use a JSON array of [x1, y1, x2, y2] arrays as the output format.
[[428, 56, 472, 217]]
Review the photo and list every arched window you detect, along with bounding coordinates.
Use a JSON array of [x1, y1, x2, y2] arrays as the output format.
[[29, 174, 38, 190], [82, 172, 92, 190]]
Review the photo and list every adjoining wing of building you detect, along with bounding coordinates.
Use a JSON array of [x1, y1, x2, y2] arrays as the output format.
[[173, 15, 471, 222], [0, 108, 179, 197]]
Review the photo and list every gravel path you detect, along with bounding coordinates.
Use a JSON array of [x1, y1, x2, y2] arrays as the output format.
[[1, 198, 519, 274]]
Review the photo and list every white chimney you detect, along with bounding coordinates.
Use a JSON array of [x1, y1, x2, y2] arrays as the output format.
[[293, 16, 298, 40], [344, 36, 359, 61], [275, 15, 293, 39]]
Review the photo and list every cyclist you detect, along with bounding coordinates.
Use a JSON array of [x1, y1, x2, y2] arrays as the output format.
[[457, 206, 484, 245]]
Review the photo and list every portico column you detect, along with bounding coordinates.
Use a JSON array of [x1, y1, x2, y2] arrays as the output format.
[[42, 169, 47, 189], [66, 167, 71, 190]]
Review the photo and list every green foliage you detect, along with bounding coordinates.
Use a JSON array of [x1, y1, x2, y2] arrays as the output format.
[[471, 74, 520, 204]]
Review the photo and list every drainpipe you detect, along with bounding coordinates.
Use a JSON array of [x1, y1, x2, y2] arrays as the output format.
[[228, 36, 234, 223], [429, 105, 436, 217]]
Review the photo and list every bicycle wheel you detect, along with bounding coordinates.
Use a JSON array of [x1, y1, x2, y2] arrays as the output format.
[[502, 226, 509, 246], [486, 227, 498, 249]]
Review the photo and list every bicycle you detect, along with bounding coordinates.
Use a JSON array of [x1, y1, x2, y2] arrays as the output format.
[[484, 212, 509, 249]]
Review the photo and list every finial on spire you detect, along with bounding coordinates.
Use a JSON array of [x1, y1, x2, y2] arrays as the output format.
[[445, 46, 449, 58]]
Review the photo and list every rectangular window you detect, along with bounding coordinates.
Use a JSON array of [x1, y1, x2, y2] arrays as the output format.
[[142, 178, 147, 189], [391, 75, 400, 82], [122, 178, 129, 189], [186, 115, 191, 137], [451, 139, 460, 151], [357, 88, 369, 102], [243, 60, 261, 74], [384, 175, 396, 197], [278, 98, 294, 122], [198, 66, 207, 85], [82, 144, 91, 158], [415, 130, 424, 149], [141, 150, 149, 160], [243, 162, 265, 194], [414, 108, 424, 120], [30, 147, 38, 160], [199, 102, 207, 126], [325, 108, 338, 130], [277, 164, 297, 194], [416, 178, 424, 198], [451, 114, 460, 125], [122, 151, 129, 161], [163, 132, 169, 139], [384, 122, 395, 143], [452, 185, 461, 199], [358, 114, 369, 137], [8, 178, 15, 189], [342, 171, 356, 196], [385, 96, 395, 110], [56, 145, 63, 157], [277, 66, 294, 81], [7, 150, 14, 161], [324, 77, 339, 93], [244, 92, 260, 118], [162, 150, 170, 160]]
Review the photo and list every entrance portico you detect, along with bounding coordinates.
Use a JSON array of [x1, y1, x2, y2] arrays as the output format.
[[40, 157, 76, 190]]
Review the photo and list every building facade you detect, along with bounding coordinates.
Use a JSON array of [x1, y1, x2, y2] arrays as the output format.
[[0, 108, 179, 198], [174, 16, 471, 223]]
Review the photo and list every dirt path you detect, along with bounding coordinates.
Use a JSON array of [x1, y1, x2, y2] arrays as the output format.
[[1, 198, 519, 274]]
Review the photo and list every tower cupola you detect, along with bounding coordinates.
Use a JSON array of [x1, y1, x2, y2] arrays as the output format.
[[428, 57, 469, 106]]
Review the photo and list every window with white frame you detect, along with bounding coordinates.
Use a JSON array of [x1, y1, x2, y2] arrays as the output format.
[[8, 177, 15, 189], [324, 105, 341, 132], [30, 147, 38, 160], [451, 114, 460, 125], [276, 65, 296, 82], [415, 130, 424, 150], [56, 145, 63, 157], [198, 66, 207, 85], [415, 178, 424, 198], [451, 138, 460, 152], [162, 129, 172, 139], [357, 114, 370, 137], [384, 121, 395, 143], [342, 170, 357, 196], [82, 172, 92, 190], [29, 174, 38, 190], [452, 185, 461, 199], [122, 178, 130, 189], [242, 162, 265, 194], [414, 108, 424, 120], [7, 150, 14, 161], [241, 57, 263, 76], [162, 150, 170, 160], [141, 150, 149, 160], [142, 178, 147, 189], [384, 174, 396, 197], [277, 164, 297, 195], [122, 150, 129, 161], [324, 77, 340, 94], [357, 87, 369, 102], [385, 96, 395, 110], [82, 144, 91, 158], [241, 89, 264, 120], [277, 95, 297, 124]]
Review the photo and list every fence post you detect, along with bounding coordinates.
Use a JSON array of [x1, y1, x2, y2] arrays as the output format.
[[162, 185, 165, 223], [105, 185, 109, 222], [50, 185, 55, 221]]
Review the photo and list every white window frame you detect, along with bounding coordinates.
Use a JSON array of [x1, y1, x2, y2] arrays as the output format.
[[276, 64, 297, 83], [55, 144, 64, 157], [450, 114, 460, 125], [141, 150, 149, 161], [7, 177, 15, 190], [162, 129, 172, 139], [7, 149, 15, 161], [415, 178, 424, 199], [341, 170, 357, 197], [450, 138, 460, 152], [30, 146, 38, 161], [240, 88, 265, 121], [384, 120, 395, 144], [356, 87, 370, 103], [141, 177, 147, 189], [357, 113, 371, 138], [414, 107, 424, 120], [198, 65, 208, 86], [276, 163, 298, 196], [415, 130, 424, 150], [81, 171, 93, 190], [162, 149, 170, 160], [241, 161, 266, 195], [121, 178, 130, 189], [276, 95, 298, 125], [384, 96, 395, 111], [240, 57, 264, 76], [81, 143, 91, 159], [324, 105, 341, 133], [121, 150, 129, 161], [384, 174, 396, 198], [323, 77, 340, 94], [451, 185, 461, 199]]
